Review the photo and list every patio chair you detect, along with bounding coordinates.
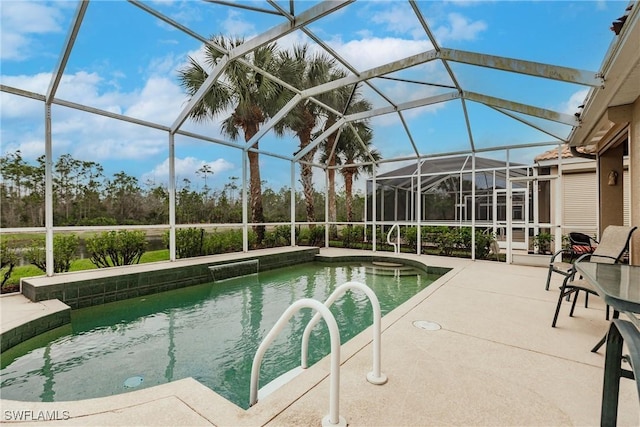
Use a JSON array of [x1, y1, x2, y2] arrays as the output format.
[[567, 232, 599, 261], [544, 232, 598, 291], [551, 225, 637, 328]]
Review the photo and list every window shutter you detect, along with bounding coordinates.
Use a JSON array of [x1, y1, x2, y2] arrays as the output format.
[[562, 172, 598, 236]]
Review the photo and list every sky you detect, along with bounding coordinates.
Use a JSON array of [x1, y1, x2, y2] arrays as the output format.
[[0, 0, 623, 195]]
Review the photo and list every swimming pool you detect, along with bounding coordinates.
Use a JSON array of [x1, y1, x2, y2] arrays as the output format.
[[0, 261, 444, 408]]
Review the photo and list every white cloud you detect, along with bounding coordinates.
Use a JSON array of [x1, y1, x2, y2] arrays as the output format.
[[560, 88, 589, 115], [369, 3, 487, 42], [142, 156, 235, 188], [370, 5, 425, 40], [221, 10, 256, 37], [435, 13, 487, 42], [75, 132, 164, 161], [125, 76, 188, 125], [1, 72, 54, 97], [328, 36, 433, 71], [1, 136, 45, 160], [146, 53, 184, 79], [0, 1, 66, 60], [0, 32, 29, 61]]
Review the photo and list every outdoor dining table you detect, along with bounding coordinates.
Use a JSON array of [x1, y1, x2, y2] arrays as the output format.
[[574, 261, 640, 426]]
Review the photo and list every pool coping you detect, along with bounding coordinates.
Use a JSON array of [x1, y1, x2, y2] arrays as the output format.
[[0, 248, 465, 426]]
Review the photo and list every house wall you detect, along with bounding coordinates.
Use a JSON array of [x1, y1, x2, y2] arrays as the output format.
[[598, 144, 625, 233], [543, 158, 630, 240], [631, 96, 640, 265]]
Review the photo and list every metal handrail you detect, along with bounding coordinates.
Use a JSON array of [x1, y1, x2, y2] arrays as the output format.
[[386, 223, 400, 253], [249, 298, 346, 427], [301, 281, 388, 385]]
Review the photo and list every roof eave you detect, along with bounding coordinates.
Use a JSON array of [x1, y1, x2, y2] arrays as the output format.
[[568, 2, 640, 149]]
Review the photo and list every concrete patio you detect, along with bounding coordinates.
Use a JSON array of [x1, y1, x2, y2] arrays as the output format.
[[1, 248, 638, 426]]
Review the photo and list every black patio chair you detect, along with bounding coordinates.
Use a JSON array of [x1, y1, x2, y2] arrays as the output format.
[[544, 232, 598, 291], [551, 225, 637, 328]]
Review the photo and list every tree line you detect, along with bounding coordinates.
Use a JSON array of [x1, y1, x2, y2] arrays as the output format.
[[0, 150, 367, 229]]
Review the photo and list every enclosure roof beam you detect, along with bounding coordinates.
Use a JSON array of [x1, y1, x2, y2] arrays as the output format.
[[207, 0, 284, 16], [460, 98, 476, 152], [489, 106, 569, 142], [463, 91, 579, 126], [368, 140, 562, 169], [303, 49, 440, 98], [245, 94, 303, 150], [2, 85, 45, 101], [439, 48, 604, 87], [293, 118, 346, 162], [397, 111, 420, 157], [47, 0, 89, 103], [345, 91, 460, 122]]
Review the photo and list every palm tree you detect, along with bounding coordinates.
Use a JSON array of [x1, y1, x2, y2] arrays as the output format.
[[196, 164, 213, 198], [338, 124, 381, 223], [320, 83, 372, 236], [275, 44, 337, 225], [178, 35, 287, 243]]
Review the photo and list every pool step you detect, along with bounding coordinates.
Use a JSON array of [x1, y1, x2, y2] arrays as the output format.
[[372, 261, 404, 268], [363, 262, 420, 276]]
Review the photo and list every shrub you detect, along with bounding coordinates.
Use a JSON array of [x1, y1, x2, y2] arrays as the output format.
[[297, 226, 325, 246], [86, 230, 147, 267], [402, 226, 418, 250], [262, 225, 293, 248], [532, 232, 554, 254], [364, 226, 387, 246], [309, 225, 325, 246], [433, 227, 459, 256], [422, 226, 449, 247], [1, 239, 19, 288], [341, 225, 363, 248], [297, 227, 310, 245], [457, 227, 472, 251], [166, 228, 251, 257], [25, 234, 79, 273], [206, 229, 227, 254], [77, 217, 118, 226], [474, 230, 494, 259], [203, 228, 247, 254], [167, 228, 205, 258]]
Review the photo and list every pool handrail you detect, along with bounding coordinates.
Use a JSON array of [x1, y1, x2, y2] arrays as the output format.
[[249, 298, 346, 427], [301, 281, 388, 385], [386, 223, 400, 253]]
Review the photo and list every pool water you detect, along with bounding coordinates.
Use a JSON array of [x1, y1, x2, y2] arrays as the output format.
[[0, 261, 443, 408]]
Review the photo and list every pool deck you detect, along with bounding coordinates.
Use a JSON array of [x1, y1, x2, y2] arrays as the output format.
[[1, 247, 638, 426]]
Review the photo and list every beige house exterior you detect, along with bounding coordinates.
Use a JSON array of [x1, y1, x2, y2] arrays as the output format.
[[534, 145, 631, 239]]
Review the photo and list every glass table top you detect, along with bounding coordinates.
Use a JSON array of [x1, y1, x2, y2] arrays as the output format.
[[575, 262, 640, 314]]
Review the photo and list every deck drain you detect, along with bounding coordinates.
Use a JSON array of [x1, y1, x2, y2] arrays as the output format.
[[123, 376, 144, 388], [413, 320, 441, 331]]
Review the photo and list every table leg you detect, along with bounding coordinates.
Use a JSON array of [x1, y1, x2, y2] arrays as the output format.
[[592, 310, 620, 353], [601, 322, 624, 426]]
